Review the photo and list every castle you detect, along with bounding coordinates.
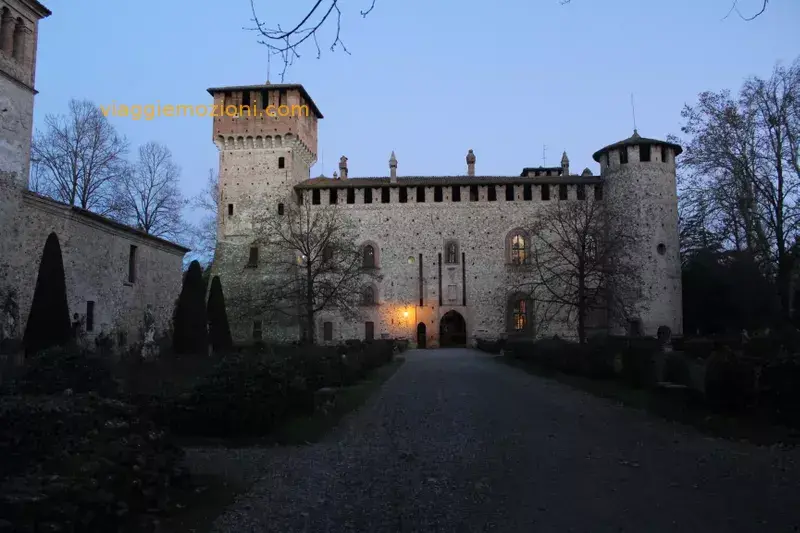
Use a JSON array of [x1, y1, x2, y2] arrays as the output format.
[[210, 84, 683, 347], [0, 0, 186, 354]]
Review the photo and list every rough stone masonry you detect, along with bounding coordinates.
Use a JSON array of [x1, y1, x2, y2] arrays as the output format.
[[210, 84, 683, 347]]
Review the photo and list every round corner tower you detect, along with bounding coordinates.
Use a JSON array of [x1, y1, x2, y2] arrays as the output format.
[[593, 130, 683, 337]]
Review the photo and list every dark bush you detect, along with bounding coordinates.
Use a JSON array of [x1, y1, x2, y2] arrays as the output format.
[[14, 346, 118, 396], [681, 338, 715, 360], [23, 232, 71, 355], [503, 336, 537, 360], [173, 260, 208, 355], [662, 353, 692, 386], [620, 338, 659, 388], [0, 394, 186, 533], [704, 348, 756, 412], [743, 336, 783, 359], [583, 339, 618, 379], [207, 276, 233, 354], [760, 356, 800, 427]]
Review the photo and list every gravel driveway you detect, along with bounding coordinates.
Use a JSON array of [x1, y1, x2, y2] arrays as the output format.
[[200, 348, 800, 533]]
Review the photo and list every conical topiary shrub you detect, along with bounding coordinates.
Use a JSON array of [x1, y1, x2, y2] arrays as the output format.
[[23, 232, 71, 355], [172, 260, 208, 354], [207, 276, 233, 354]]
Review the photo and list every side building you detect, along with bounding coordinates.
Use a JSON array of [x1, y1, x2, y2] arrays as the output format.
[[0, 0, 188, 355], [210, 83, 683, 347]]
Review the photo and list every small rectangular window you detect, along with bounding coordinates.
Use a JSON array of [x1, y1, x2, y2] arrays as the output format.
[[242, 91, 250, 108], [523, 184, 532, 201], [640, 144, 651, 162], [505, 184, 514, 201], [470, 185, 479, 201], [620, 147, 628, 164], [312, 189, 320, 204], [577, 184, 586, 201], [364, 188, 373, 204], [661, 146, 668, 163], [228, 203, 234, 216], [297, 190, 304, 205], [399, 187, 408, 203], [330, 189, 338, 204], [347, 188, 355, 204], [278, 156, 285, 169], [365, 321, 375, 342], [86, 301, 95, 332], [434, 186, 443, 202], [382, 188, 390, 203], [487, 185, 496, 201], [323, 321, 333, 341], [452, 186, 461, 202], [541, 185, 550, 201], [595, 184, 603, 200], [253, 320, 262, 341], [417, 186, 425, 203], [278, 203, 284, 215], [559, 184, 568, 200], [278, 90, 286, 107], [260, 90, 269, 109], [248, 246, 258, 267], [128, 245, 137, 283]]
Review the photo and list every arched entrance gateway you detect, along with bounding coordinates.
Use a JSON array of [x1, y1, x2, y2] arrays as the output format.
[[439, 310, 467, 347], [416, 322, 427, 348]]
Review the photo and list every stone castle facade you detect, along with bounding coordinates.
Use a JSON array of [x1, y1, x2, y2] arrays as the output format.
[[211, 84, 683, 347], [0, 0, 187, 354]]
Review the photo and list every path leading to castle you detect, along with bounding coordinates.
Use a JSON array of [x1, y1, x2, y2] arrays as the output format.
[[205, 348, 800, 533]]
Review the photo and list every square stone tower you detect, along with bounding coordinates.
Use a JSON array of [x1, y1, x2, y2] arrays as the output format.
[[207, 83, 323, 341]]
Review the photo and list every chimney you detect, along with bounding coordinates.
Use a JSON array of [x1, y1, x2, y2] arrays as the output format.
[[466, 149, 476, 176], [389, 151, 397, 182], [561, 151, 570, 176], [339, 155, 348, 179]]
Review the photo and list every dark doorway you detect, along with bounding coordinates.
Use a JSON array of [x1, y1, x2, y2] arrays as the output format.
[[416, 322, 427, 349], [439, 310, 467, 347]]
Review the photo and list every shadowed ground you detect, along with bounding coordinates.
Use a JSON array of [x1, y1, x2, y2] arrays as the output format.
[[199, 348, 800, 533]]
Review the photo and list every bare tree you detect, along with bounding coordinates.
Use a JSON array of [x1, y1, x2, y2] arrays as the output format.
[[188, 169, 219, 265], [115, 142, 187, 241], [523, 197, 641, 344], [235, 194, 381, 344], [561, 0, 770, 20], [676, 56, 800, 318], [249, 0, 378, 82], [31, 99, 128, 215]]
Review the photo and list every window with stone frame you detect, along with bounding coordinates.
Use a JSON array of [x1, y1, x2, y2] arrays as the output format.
[[361, 285, 376, 306], [362, 244, 376, 268], [323, 321, 333, 341], [512, 299, 527, 332], [444, 240, 459, 264], [322, 245, 334, 263], [253, 320, 263, 341], [506, 293, 533, 334], [507, 230, 528, 265]]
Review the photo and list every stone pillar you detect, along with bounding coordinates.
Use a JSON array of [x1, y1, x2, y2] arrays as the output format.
[[339, 155, 348, 179], [389, 151, 397, 183], [466, 149, 475, 176]]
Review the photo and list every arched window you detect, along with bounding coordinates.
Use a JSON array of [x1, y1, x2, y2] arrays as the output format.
[[510, 233, 527, 265], [362, 244, 375, 268], [12, 18, 24, 60], [512, 299, 527, 331], [445, 241, 458, 264], [361, 286, 375, 306]]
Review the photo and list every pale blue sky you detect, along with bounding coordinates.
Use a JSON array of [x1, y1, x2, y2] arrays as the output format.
[[33, 0, 799, 210]]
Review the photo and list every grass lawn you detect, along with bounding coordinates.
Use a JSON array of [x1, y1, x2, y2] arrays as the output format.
[[496, 355, 800, 447], [162, 356, 405, 532]]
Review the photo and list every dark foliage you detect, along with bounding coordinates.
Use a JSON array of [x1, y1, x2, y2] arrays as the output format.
[[704, 348, 757, 412], [620, 338, 659, 388], [663, 353, 692, 386], [760, 356, 800, 426], [207, 276, 233, 353], [12, 346, 118, 396], [0, 394, 187, 533], [23, 233, 71, 355], [172, 260, 208, 355]]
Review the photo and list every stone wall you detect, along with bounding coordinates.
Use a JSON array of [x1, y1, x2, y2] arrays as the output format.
[[1, 192, 187, 352]]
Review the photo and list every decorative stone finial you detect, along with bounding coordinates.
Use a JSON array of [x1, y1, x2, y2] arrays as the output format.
[[389, 151, 398, 182], [561, 151, 569, 164], [631, 129, 641, 139], [466, 149, 476, 176], [333, 171, 339, 179], [581, 168, 593, 176], [338, 155, 348, 179]]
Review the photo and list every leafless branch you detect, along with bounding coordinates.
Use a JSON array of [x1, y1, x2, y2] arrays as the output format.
[[248, 0, 377, 82], [562, 0, 769, 21]]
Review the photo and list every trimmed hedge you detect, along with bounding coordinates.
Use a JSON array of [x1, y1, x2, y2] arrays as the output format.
[[11, 346, 118, 397], [0, 394, 187, 533], [704, 348, 757, 412]]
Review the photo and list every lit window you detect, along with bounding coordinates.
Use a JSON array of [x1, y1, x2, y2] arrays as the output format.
[[511, 234, 527, 265]]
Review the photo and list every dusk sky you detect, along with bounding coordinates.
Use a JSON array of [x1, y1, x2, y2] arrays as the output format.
[[33, 0, 799, 227]]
